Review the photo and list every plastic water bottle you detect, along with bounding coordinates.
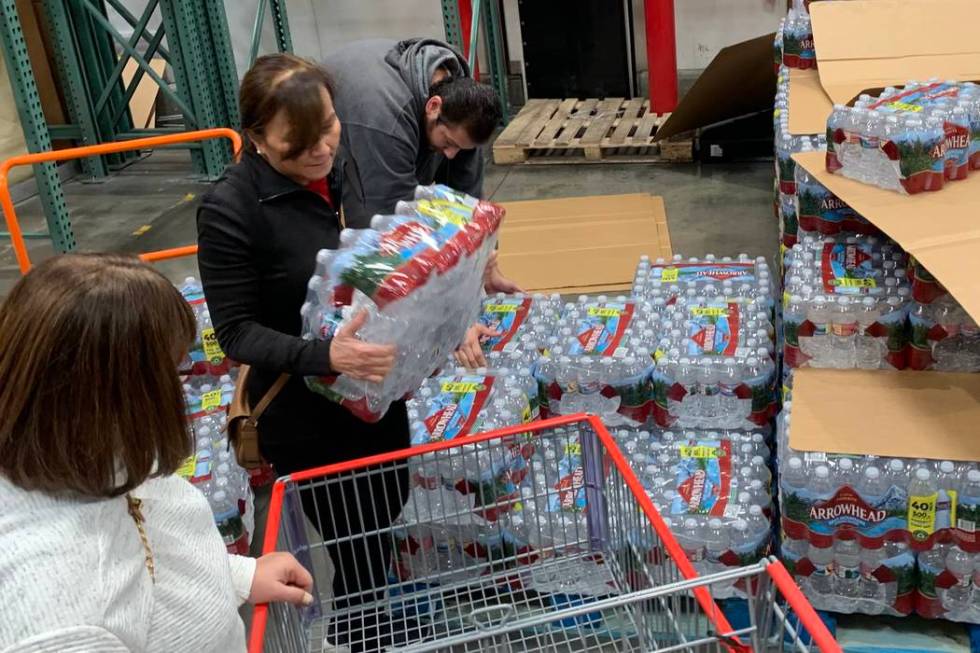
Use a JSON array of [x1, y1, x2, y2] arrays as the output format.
[[834, 535, 862, 599], [704, 518, 730, 564], [829, 296, 858, 368], [944, 546, 974, 609], [783, 456, 808, 493], [808, 540, 835, 594], [859, 541, 886, 601], [809, 465, 834, 499]]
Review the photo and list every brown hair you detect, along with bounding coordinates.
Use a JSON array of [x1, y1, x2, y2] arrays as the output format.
[[0, 254, 196, 497], [240, 53, 336, 160]]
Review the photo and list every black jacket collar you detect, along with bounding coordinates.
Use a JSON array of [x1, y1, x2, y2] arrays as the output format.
[[242, 149, 342, 204]]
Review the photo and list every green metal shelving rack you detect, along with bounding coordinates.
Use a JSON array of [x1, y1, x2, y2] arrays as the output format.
[[0, 0, 257, 254], [440, 0, 511, 124]]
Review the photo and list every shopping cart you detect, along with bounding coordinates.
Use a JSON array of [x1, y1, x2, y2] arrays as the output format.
[[248, 414, 839, 652]]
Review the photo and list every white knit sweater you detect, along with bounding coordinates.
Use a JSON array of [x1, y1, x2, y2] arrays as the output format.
[[0, 474, 256, 652]]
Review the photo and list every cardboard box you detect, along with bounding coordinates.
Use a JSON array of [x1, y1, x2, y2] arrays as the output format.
[[794, 150, 980, 322], [786, 0, 980, 135], [655, 33, 777, 142], [789, 368, 980, 461], [497, 194, 672, 294]]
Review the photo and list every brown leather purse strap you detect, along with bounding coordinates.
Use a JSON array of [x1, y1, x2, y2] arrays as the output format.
[[249, 373, 290, 423]]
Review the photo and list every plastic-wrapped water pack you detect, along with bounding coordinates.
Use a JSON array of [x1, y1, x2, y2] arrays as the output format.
[[300, 185, 504, 422]]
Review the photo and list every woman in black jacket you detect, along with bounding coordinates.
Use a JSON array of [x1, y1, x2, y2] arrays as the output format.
[[196, 54, 412, 650]]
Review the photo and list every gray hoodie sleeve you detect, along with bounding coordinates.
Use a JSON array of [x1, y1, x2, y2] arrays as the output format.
[[339, 121, 421, 229]]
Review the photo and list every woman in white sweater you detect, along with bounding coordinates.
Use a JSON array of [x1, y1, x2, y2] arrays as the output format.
[[0, 254, 314, 652]]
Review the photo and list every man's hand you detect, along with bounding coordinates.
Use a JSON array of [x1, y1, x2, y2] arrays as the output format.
[[454, 324, 500, 369], [483, 250, 523, 294]]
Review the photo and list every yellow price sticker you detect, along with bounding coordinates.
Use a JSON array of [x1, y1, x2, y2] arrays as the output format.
[[653, 348, 666, 362], [834, 278, 876, 288], [564, 442, 582, 456], [201, 328, 225, 364], [908, 492, 938, 541], [679, 445, 719, 459], [441, 381, 483, 394], [176, 455, 197, 479], [886, 101, 922, 113], [485, 304, 518, 313], [659, 268, 679, 282], [200, 389, 223, 411], [691, 307, 728, 317], [587, 307, 622, 318]]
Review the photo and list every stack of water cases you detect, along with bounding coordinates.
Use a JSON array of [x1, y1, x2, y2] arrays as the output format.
[[778, 405, 980, 623], [782, 234, 912, 384], [615, 428, 775, 598], [301, 184, 503, 422], [527, 294, 656, 427], [826, 80, 980, 194], [773, 2, 815, 72], [908, 259, 980, 371], [775, 69, 827, 251], [632, 255, 778, 430], [176, 278, 255, 553]]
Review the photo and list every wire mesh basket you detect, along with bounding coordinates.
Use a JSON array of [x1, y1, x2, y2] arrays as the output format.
[[248, 414, 839, 653]]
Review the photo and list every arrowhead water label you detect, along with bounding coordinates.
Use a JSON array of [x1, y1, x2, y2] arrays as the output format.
[[651, 263, 757, 284], [567, 301, 635, 356], [669, 439, 733, 517], [685, 302, 741, 357], [821, 242, 882, 295], [480, 297, 532, 352], [423, 375, 494, 442]]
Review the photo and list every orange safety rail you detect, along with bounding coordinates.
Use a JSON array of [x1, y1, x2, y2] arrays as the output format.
[[249, 414, 747, 653], [0, 128, 239, 274]]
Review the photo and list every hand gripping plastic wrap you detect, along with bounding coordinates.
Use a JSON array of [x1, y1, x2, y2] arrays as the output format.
[[300, 185, 504, 422]]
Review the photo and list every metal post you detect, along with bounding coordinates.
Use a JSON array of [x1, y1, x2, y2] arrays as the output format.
[[157, 0, 206, 174], [269, 0, 292, 54], [248, 0, 268, 68], [0, 0, 75, 251], [481, 0, 510, 124], [466, 0, 480, 73], [202, 0, 240, 130], [42, 0, 108, 177], [440, 0, 463, 52], [644, 0, 677, 113]]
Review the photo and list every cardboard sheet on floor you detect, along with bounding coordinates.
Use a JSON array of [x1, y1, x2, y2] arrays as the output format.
[[497, 194, 672, 294], [789, 368, 980, 461], [793, 150, 980, 322], [786, 0, 980, 135]]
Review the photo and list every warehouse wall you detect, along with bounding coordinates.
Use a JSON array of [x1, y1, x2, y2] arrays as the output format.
[[104, 0, 782, 80]]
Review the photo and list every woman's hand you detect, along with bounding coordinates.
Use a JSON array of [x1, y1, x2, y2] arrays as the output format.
[[454, 323, 500, 369], [329, 310, 397, 383], [249, 552, 314, 606]]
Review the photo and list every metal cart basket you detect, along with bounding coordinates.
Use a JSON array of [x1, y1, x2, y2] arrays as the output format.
[[249, 414, 839, 653]]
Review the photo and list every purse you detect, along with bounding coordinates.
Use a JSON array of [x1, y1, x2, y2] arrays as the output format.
[[226, 365, 289, 469]]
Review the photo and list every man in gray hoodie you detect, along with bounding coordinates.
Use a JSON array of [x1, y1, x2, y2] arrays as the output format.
[[324, 37, 519, 294]]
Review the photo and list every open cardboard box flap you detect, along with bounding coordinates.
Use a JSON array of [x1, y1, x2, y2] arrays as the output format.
[[793, 151, 980, 321], [498, 194, 672, 294], [655, 33, 776, 141], [789, 368, 980, 461], [787, 0, 980, 134]]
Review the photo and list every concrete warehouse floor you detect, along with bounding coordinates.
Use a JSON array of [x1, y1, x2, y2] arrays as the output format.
[[0, 149, 777, 296]]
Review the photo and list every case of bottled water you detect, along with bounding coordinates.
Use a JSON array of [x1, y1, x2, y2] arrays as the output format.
[[613, 427, 773, 598], [777, 6, 815, 70], [795, 166, 880, 239], [177, 276, 235, 376], [774, 66, 827, 250], [777, 405, 980, 622], [300, 184, 503, 422], [477, 292, 562, 356], [534, 295, 657, 426], [782, 234, 912, 371], [905, 260, 980, 371], [650, 293, 777, 430], [826, 80, 980, 194], [407, 370, 538, 520]]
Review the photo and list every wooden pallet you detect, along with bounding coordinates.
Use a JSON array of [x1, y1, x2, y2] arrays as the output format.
[[493, 98, 694, 165]]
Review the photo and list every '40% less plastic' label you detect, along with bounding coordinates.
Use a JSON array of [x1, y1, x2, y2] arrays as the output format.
[[201, 328, 226, 364]]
